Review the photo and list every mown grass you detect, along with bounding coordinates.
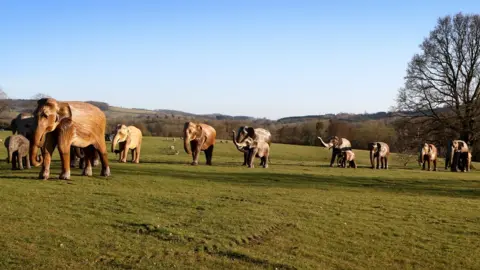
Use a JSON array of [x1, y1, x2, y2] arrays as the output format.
[[0, 132, 479, 269]]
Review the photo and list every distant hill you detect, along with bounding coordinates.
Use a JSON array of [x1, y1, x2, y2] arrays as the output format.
[[1, 98, 398, 123]]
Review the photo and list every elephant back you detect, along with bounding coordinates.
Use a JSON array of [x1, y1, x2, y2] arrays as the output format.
[[254, 128, 272, 144]]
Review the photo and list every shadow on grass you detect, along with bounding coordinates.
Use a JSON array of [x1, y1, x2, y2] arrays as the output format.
[[112, 167, 480, 199]]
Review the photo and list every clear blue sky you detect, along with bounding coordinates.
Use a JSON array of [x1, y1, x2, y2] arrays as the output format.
[[1, 1, 478, 119]]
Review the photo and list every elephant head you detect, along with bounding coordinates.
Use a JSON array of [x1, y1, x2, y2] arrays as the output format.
[[232, 130, 253, 152], [236, 126, 255, 144], [418, 143, 429, 165], [183, 122, 204, 154], [30, 98, 71, 167], [111, 124, 130, 153]]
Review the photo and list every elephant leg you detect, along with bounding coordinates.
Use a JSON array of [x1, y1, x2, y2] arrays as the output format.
[[39, 133, 57, 180], [384, 157, 388, 169], [93, 141, 111, 177], [248, 149, 258, 168], [18, 153, 24, 170], [81, 146, 94, 177], [57, 141, 73, 180], [243, 152, 248, 166], [190, 141, 200, 165], [433, 159, 437, 171], [427, 159, 431, 171], [134, 141, 141, 163], [24, 155, 31, 169], [329, 150, 337, 167], [70, 148, 77, 168], [11, 152, 17, 170], [205, 145, 214, 165], [93, 151, 100, 167], [262, 155, 268, 168], [376, 155, 380, 169]]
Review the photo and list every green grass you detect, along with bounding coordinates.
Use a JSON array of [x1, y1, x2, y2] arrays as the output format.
[[0, 131, 479, 269]]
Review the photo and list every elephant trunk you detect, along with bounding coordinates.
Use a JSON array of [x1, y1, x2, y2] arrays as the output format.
[[317, 137, 331, 148], [30, 125, 46, 167], [29, 144, 43, 167], [232, 131, 248, 152], [111, 134, 120, 153], [183, 133, 191, 154]]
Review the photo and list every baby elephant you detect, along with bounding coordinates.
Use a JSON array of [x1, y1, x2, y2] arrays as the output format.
[[338, 150, 357, 169], [5, 135, 30, 170]]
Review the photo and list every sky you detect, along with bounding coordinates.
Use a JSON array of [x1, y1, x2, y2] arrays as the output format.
[[1, 1, 479, 119]]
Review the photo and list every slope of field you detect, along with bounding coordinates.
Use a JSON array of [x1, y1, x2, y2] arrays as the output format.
[[0, 132, 479, 269]]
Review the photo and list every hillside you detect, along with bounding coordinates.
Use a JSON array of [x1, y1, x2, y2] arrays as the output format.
[[1, 98, 393, 124]]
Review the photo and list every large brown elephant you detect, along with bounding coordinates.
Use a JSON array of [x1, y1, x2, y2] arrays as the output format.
[[317, 136, 352, 167], [445, 140, 471, 172], [29, 98, 110, 180], [183, 122, 216, 165], [5, 135, 30, 170], [111, 124, 143, 163], [418, 143, 437, 171], [368, 142, 390, 169], [234, 126, 271, 166], [232, 130, 270, 168]]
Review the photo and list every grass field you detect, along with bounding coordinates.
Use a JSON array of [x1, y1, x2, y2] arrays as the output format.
[[0, 131, 479, 269]]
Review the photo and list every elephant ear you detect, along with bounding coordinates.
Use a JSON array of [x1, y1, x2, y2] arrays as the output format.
[[368, 142, 375, 150], [246, 127, 255, 139], [196, 124, 203, 138], [56, 102, 72, 122]]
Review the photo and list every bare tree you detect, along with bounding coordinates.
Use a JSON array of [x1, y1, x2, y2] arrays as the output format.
[[396, 13, 480, 144]]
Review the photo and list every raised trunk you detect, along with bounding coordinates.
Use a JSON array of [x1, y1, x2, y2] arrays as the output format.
[[183, 133, 191, 154], [232, 131, 248, 152], [317, 137, 331, 148]]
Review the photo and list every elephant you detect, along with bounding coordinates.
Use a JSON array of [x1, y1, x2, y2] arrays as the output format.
[[10, 112, 35, 138], [183, 122, 216, 165], [368, 142, 390, 169], [317, 136, 352, 167], [338, 150, 357, 169], [29, 98, 110, 180], [111, 124, 143, 163], [445, 140, 471, 172], [232, 130, 270, 168], [234, 126, 271, 166], [4, 135, 30, 170], [418, 143, 437, 171]]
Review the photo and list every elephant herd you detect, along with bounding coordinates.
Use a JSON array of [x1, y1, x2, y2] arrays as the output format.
[[3, 98, 474, 180], [317, 136, 472, 172]]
